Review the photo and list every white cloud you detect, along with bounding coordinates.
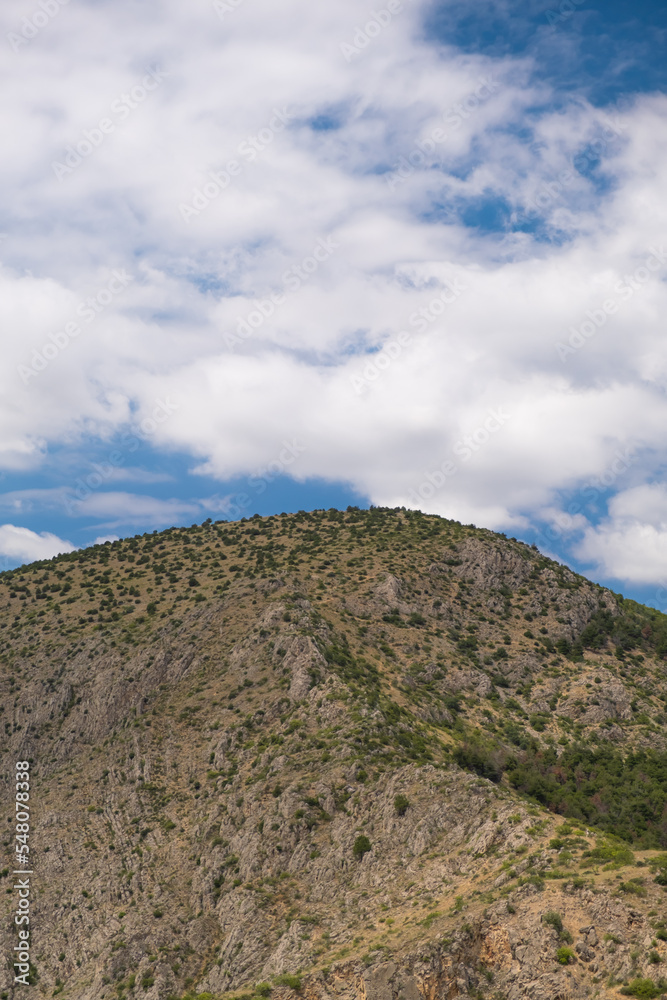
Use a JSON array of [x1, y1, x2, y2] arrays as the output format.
[[72, 492, 202, 528], [0, 525, 75, 565], [66, 490, 244, 529], [606, 484, 667, 526], [0, 488, 70, 514], [97, 467, 174, 485], [0, 0, 666, 586], [90, 535, 120, 546], [577, 485, 667, 584]]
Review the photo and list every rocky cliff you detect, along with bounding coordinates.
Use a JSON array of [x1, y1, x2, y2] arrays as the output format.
[[1, 507, 667, 1000]]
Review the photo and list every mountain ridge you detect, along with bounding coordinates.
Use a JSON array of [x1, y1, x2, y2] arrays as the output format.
[[1, 507, 667, 1000]]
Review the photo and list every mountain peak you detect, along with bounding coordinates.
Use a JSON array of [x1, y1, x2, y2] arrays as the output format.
[[1, 508, 667, 999]]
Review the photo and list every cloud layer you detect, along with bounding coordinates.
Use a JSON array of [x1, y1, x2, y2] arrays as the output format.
[[0, 525, 74, 566], [1, 0, 666, 588]]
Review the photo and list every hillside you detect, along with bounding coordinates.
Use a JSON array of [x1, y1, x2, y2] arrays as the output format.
[[2, 507, 667, 1000]]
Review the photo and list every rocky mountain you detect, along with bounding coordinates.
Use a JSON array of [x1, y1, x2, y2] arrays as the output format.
[[1, 506, 667, 1000]]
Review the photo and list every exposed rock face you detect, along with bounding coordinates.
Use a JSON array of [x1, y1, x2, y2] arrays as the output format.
[[449, 536, 535, 591], [374, 575, 403, 605], [282, 885, 658, 1000], [580, 682, 633, 723], [285, 636, 328, 700], [0, 508, 666, 1000]]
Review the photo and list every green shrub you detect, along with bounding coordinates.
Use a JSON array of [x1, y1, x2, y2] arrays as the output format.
[[255, 984, 272, 997], [274, 974, 302, 991], [394, 794, 410, 816], [588, 843, 635, 867], [518, 874, 544, 891], [507, 743, 667, 848], [453, 741, 506, 783], [620, 978, 666, 998], [542, 911, 563, 934], [556, 946, 575, 965], [618, 880, 647, 897], [353, 835, 371, 859]]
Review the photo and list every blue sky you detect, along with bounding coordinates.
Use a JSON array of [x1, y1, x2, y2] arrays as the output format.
[[426, 0, 667, 105], [1, 0, 666, 611]]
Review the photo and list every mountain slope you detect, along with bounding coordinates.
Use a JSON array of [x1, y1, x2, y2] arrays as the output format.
[[2, 507, 667, 1000]]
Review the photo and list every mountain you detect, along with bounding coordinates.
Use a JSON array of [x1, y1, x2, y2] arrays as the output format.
[[2, 506, 667, 1000]]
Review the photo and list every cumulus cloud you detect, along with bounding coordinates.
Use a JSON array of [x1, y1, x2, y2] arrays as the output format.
[[577, 485, 667, 585], [0, 0, 666, 586], [0, 525, 75, 565], [71, 492, 204, 529]]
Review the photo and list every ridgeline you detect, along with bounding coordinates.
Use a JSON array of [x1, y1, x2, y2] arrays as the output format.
[[1, 507, 667, 1000]]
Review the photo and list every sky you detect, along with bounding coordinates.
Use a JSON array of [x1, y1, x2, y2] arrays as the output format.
[[1, 0, 667, 610]]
